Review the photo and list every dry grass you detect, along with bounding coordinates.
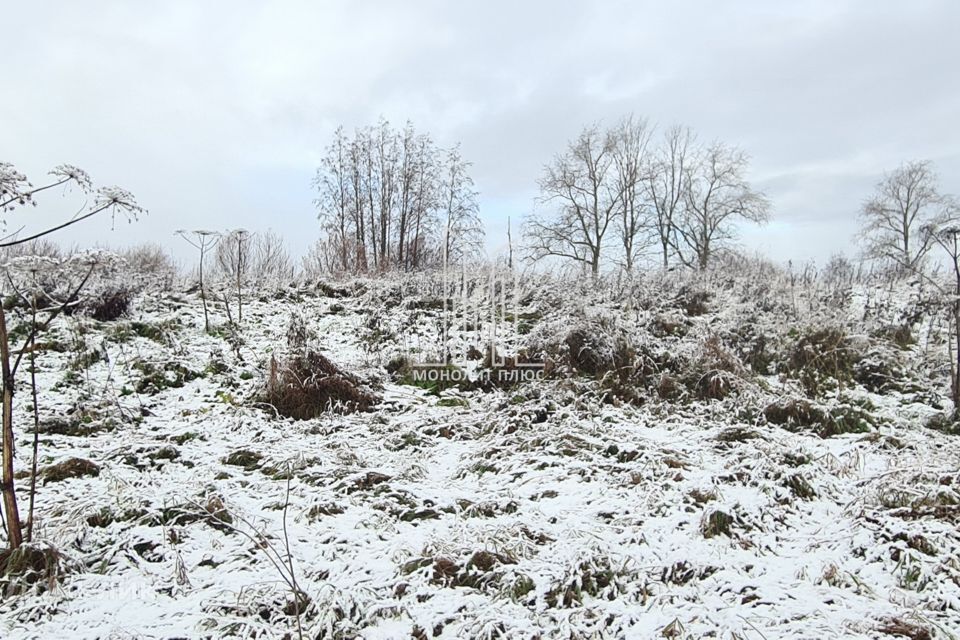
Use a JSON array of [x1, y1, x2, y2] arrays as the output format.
[[0, 544, 70, 597], [877, 618, 932, 640], [264, 349, 378, 419], [41, 457, 100, 484]]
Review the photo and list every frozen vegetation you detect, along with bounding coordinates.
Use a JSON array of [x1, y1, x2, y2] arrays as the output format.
[[0, 254, 958, 639]]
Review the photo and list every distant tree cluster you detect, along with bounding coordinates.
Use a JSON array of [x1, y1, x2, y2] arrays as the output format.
[[313, 120, 483, 274], [213, 229, 294, 286], [525, 116, 770, 275]]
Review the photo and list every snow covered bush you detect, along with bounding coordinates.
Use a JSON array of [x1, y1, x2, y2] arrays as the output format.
[[685, 334, 746, 400], [528, 317, 632, 378], [123, 242, 178, 291], [785, 326, 862, 397]]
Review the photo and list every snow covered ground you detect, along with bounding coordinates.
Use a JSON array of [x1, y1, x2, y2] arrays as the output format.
[[1, 270, 959, 639]]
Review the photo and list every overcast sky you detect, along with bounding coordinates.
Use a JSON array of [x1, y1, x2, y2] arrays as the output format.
[[2, 1, 958, 266]]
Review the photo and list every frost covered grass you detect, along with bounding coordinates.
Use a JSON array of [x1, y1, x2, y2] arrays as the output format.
[[1, 264, 959, 639]]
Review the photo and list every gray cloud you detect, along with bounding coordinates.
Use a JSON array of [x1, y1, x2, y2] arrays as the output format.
[[1, 0, 957, 264]]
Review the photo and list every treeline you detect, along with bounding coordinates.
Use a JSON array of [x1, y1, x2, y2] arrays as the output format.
[[311, 115, 772, 277], [313, 119, 483, 274], [527, 116, 770, 275]]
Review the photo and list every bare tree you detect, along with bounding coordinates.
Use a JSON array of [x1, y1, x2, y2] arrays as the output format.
[[440, 144, 483, 262], [374, 119, 397, 269], [611, 115, 654, 273], [301, 238, 330, 280], [527, 124, 620, 276], [313, 127, 353, 273], [348, 133, 369, 272], [395, 122, 417, 269], [360, 127, 381, 271], [905, 186, 960, 414], [177, 230, 220, 332], [407, 134, 438, 270], [674, 142, 770, 270], [0, 162, 142, 550], [647, 125, 694, 268], [860, 160, 952, 272]]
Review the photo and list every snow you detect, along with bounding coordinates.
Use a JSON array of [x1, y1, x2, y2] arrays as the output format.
[[1, 268, 959, 639]]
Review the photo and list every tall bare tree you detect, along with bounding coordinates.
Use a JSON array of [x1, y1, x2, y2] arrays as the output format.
[[395, 122, 417, 269], [407, 134, 438, 270], [374, 119, 397, 269], [440, 144, 482, 262], [313, 127, 353, 273], [348, 134, 369, 271], [611, 115, 654, 273], [860, 160, 952, 272], [527, 124, 620, 276], [674, 142, 770, 270], [647, 125, 694, 268]]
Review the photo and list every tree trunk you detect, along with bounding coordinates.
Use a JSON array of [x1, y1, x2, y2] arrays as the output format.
[[0, 306, 23, 549], [699, 234, 710, 270]]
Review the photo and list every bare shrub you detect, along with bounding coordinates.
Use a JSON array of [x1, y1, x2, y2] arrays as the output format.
[[0, 239, 63, 262], [214, 230, 252, 281], [674, 285, 711, 316], [82, 286, 131, 321], [787, 327, 861, 396], [686, 335, 745, 400], [123, 243, 177, 286], [254, 230, 294, 287], [531, 318, 633, 378], [822, 253, 856, 288], [300, 238, 329, 281], [853, 345, 918, 394], [286, 312, 316, 351], [764, 397, 875, 438], [727, 321, 776, 375], [565, 327, 616, 376]]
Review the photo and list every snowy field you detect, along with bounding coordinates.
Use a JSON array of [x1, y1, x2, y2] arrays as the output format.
[[1, 268, 959, 639]]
